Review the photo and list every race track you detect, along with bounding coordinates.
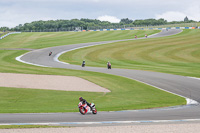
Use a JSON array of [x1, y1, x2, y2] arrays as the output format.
[[1, 29, 200, 126]]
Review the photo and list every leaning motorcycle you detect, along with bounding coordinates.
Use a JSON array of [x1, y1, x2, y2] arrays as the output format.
[[78, 102, 97, 115]]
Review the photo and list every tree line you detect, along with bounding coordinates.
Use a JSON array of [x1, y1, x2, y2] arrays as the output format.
[[0, 17, 197, 32]]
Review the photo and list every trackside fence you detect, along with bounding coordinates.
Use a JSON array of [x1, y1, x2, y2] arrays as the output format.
[[85, 26, 199, 32], [0, 32, 21, 40]]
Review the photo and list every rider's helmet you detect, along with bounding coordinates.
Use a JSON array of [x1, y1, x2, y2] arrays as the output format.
[[79, 97, 83, 101]]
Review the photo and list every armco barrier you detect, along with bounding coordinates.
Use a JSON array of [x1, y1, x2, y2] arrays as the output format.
[[0, 32, 21, 40]]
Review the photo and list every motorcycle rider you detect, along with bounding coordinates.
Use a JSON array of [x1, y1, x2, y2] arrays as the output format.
[[79, 97, 93, 111]]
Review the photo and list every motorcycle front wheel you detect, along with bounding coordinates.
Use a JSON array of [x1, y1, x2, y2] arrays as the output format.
[[79, 108, 86, 115], [92, 108, 97, 114]]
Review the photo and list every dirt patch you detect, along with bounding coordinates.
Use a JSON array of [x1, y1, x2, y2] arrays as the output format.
[[0, 73, 110, 92]]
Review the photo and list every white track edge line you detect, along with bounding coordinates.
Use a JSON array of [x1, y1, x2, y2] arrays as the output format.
[[1, 119, 200, 126]]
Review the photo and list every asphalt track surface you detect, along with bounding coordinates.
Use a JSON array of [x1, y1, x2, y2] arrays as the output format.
[[1, 29, 200, 126]]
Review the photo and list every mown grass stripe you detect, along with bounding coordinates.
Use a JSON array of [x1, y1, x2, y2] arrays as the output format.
[[60, 29, 200, 78]]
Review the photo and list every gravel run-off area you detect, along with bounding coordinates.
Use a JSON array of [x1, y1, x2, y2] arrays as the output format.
[[1, 123, 200, 133], [0, 73, 110, 92]]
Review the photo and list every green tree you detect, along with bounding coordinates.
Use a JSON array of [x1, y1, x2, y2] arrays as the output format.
[[184, 16, 189, 22], [120, 18, 133, 24]]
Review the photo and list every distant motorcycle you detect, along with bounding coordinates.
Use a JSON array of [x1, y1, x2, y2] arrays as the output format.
[[78, 102, 97, 115], [107, 63, 111, 69], [82, 60, 85, 67], [49, 51, 52, 56]]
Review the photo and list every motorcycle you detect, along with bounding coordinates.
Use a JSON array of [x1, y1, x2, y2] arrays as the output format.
[[82, 61, 85, 67], [49, 51, 52, 56], [78, 102, 97, 115], [107, 63, 111, 69], [82, 63, 85, 67]]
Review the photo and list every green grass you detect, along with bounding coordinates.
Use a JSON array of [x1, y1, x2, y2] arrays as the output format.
[[0, 125, 69, 129], [0, 30, 186, 113], [0, 50, 185, 113], [60, 29, 200, 78], [0, 32, 7, 37], [0, 30, 159, 49]]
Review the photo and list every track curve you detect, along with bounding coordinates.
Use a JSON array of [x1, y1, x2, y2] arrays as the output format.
[[1, 29, 200, 126]]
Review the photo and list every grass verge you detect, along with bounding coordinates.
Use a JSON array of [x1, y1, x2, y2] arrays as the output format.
[[0, 30, 159, 49]]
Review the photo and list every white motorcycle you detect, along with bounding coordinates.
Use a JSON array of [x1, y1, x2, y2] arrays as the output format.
[[78, 102, 97, 115]]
